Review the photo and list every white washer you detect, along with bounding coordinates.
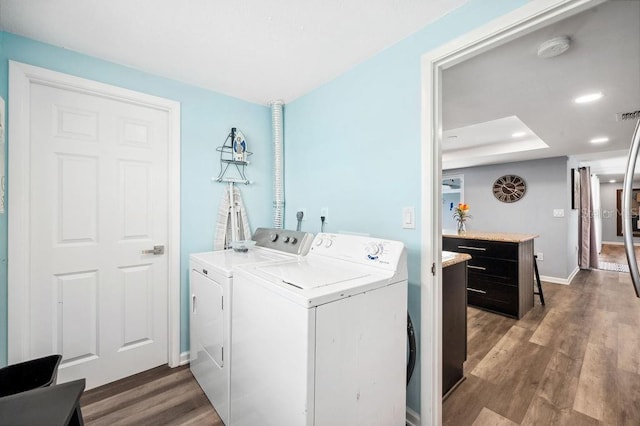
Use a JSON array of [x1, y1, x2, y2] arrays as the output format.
[[230, 233, 408, 426], [189, 228, 313, 425]]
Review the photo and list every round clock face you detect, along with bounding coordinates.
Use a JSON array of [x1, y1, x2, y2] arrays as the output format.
[[493, 175, 526, 203]]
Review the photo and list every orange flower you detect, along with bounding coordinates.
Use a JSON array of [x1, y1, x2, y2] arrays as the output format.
[[453, 203, 471, 222]]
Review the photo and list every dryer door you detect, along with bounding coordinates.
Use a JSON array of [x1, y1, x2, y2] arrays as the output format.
[[192, 270, 224, 367]]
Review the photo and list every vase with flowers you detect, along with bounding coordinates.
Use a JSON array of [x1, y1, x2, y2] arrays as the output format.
[[453, 203, 471, 235]]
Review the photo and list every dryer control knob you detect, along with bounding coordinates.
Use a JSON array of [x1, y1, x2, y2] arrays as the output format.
[[270, 233, 278, 242], [283, 236, 291, 243], [325, 239, 333, 248], [290, 237, 298, 244], [366, 243, 380, 256], [315, 238, 323, 246]]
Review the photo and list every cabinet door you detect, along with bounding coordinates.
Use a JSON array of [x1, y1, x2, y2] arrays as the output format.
[[442, 263, 467, 395], [191, 270, 224, 367], [443, 237, 518, 260], [467, 256, 518, 285], [467, 275, 518, 317]]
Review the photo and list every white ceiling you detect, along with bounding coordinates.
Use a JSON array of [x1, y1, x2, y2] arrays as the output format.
[[442, 0, 640, 181], [0, 0, 467, 105]]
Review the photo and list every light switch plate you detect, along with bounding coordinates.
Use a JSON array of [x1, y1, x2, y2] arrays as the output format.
[[402, 207, 416, 229]]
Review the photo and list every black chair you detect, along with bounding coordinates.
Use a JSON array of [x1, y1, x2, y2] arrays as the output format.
[[0, 354, 84, 425], [0, 354, 62, 397], [534, 255, 545, 305]]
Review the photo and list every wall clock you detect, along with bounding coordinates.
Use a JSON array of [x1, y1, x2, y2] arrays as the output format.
[[493, 175, 526, 203]]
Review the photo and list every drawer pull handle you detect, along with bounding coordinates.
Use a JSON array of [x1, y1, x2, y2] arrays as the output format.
[[467, 287, 487, 294], [458, 245, 487, 251], [467, 265, 487, 271]]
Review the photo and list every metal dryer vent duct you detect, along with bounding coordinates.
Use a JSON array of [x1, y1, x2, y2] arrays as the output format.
[[271, 100, 284, 228]]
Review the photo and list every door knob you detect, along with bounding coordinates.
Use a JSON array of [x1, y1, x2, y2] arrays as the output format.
[[142, 245, 165, 255]]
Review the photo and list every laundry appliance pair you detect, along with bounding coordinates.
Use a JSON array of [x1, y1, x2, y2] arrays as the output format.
[[190, 229, 408, 425]]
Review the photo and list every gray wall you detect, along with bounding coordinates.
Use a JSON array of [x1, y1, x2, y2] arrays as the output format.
[[600, 181, 622, 243], [447, 156, 578, 280], [442, 192, 461, 230]]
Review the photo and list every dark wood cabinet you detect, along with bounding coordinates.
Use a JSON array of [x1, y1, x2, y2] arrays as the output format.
[[442, 260, 467, 397], [443, 235, 534, 319]]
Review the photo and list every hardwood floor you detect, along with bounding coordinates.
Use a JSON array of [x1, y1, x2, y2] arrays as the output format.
[[444, 268, 640, 425], [80, 365, 222, 425], [598, 243, 640, 265], [78, 268, 639, 425]]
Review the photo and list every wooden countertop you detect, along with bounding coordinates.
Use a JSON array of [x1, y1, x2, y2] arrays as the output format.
[[442, 251, 471, 268], [442, 230, 538, 243]]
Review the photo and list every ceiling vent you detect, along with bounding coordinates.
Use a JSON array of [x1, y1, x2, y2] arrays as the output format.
[[537, 36, 571, 59], [617, 110, 640, 121]]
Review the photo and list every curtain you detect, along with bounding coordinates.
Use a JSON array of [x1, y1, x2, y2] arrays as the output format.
[[578, 167, 599, 269]]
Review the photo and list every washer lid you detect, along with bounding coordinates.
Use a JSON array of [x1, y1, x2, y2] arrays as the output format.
[[191, 248, 293, 277], [258, 259, 372, 289]]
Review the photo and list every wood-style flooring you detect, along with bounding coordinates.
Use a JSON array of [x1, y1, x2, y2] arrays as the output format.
[[444, 268, 640, 425], [598, 243, 640, 265], [80, 365, 222, 425], [78, 268, 640, 425]]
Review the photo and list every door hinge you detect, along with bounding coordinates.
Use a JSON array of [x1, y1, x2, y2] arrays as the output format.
[[431, 262, 436, 276]]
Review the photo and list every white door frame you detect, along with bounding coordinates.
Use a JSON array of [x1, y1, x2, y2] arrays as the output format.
[[8, 61, 182, 368], [419, 0, 603, 424]]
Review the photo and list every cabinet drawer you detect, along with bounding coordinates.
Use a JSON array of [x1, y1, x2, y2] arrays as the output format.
[[466, 277, 518, 317], [466, 257, 518, 284], [443, 237, 518, 260]]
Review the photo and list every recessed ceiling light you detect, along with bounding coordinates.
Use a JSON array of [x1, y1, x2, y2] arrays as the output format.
[[590, 136, 609, 144], [574, 92, 604, 104], [609, 180, 616, 183], [512, 131, 526, 138]]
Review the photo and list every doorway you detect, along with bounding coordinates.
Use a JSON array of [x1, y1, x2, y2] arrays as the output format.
[[420, 0, 616, 424]]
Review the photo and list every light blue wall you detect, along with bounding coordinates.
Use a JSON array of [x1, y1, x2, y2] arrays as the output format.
[[0, 32, 274, 365], [283, 0, 528, 413]]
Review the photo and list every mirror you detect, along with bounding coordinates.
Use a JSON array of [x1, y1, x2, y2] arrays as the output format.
[[616, 188, 640, 237]]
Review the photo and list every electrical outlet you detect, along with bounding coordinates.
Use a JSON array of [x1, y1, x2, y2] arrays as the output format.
[[536, 252, 543, 261], [553, 209, 565, 217], [297, 208, 307, 221], [320, 207, 328, 219]]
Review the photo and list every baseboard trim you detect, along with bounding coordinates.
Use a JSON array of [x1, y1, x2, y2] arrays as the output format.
[[601, 241, 640, 246], [539, 267, 579, 285], [179, 351, 190, 366], [406, 406, 420, 426]]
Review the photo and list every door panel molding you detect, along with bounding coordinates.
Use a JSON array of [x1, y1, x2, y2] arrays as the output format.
[[8, 61, 181, 370]]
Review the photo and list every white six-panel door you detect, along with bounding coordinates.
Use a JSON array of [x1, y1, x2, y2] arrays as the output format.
[[8, 62, 181, 389]]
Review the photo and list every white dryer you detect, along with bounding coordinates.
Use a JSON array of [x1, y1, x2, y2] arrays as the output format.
[[189, 228, 313, 425], [230, 233, 408, 426]]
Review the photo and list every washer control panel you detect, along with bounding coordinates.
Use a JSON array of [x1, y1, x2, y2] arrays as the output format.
[[253, 227, 314, 255], [310, 233, 406, 270]]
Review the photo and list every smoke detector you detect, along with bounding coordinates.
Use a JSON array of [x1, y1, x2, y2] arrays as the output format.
[[537, 36, 571, 58]]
